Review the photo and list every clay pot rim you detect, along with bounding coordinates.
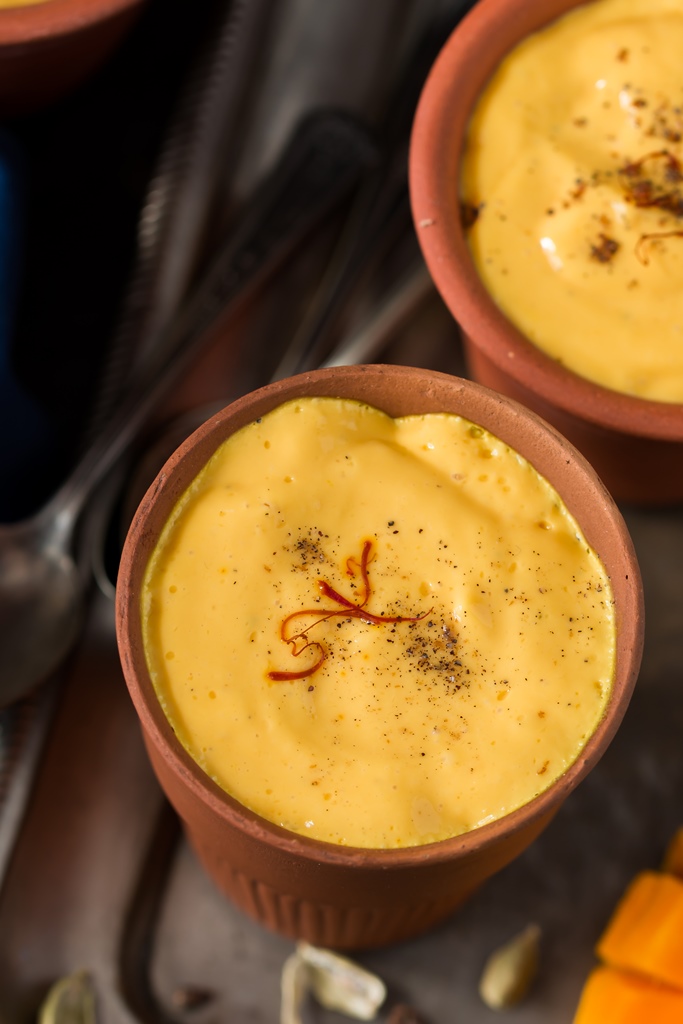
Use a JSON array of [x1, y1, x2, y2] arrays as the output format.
[[116, 364, 643, 871], [0, 0, 143, 43], [408, 0, 683, 443]]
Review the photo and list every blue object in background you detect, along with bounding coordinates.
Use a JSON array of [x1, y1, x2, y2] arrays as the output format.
[[0, 129, 52, 522]]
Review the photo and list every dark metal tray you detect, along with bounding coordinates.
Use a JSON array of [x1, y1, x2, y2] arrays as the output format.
[[1, 297, 681, 1023]]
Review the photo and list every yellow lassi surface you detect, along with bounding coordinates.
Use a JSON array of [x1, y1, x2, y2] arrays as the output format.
[[142, 397, 615, 849], [461, 0, 683, 402]]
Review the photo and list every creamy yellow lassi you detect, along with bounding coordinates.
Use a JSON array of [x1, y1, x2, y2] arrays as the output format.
[[461, 0, 683, 402], [141, 397, 615, 849]]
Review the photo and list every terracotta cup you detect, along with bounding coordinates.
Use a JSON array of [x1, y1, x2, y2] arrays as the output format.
[[409, 0, 683, 506], [116, 364, 643, 950], [0, 0, 146, 116]]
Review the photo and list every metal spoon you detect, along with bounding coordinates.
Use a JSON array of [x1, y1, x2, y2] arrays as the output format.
[[0, 111, 375, 706]]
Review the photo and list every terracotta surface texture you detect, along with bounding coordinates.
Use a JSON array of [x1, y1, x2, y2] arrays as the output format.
[[409, 0, 683, 506], [115, 364, 644, 950]]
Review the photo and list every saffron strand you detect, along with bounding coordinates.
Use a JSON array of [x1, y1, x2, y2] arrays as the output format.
[[268, 539, 427, 683]]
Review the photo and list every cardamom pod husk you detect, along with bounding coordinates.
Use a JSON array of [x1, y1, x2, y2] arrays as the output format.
[[297, 942, 387, 1021], [478, 923, 541, 1010], [280, 951, 310, 1024]]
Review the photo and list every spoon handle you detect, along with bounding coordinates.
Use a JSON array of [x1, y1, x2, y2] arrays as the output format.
[[48, 111, 375, 526], [83, 0, 275, 446]]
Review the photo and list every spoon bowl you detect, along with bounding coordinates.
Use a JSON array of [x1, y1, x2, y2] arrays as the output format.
[[0, 512, 83, 704]]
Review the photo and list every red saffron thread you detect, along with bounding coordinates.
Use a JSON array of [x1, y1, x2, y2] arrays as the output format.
[[267, 539, 429, 682]]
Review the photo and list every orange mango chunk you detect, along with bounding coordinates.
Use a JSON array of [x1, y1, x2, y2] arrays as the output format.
[[573, 966, 683, 1024], [596, 871, 683, 991]]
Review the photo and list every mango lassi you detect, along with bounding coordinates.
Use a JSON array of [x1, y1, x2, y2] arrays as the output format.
[[141, 397, 615, 849], [461, 0, 683, 402]]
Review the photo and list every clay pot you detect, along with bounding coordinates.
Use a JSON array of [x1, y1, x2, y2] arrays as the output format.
[[409, 0, 683, 506], [116, 364, 643, 950], [0, 0, 145, 116]]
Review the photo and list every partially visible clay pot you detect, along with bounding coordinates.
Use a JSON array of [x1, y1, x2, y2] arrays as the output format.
[[0, 0, 145, 116], [116, 364, 643, 950], [409, 0, 683, 506]]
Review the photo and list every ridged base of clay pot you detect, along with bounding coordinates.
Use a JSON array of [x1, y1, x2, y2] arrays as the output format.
[[188, 838, 477, 949], [142, 727, 557, 950]]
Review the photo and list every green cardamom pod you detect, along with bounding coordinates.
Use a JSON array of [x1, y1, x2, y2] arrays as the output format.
[[478, 923, 541, 1010], [38, 971, 97, 1024]]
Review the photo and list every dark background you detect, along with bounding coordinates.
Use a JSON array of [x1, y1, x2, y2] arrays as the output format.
[[2, 0, 475, 522], [4, 0, 220, 517]]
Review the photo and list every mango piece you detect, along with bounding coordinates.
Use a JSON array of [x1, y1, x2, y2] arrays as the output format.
[[573, 967, 683, 1024], [596, 871, 683, 991]]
